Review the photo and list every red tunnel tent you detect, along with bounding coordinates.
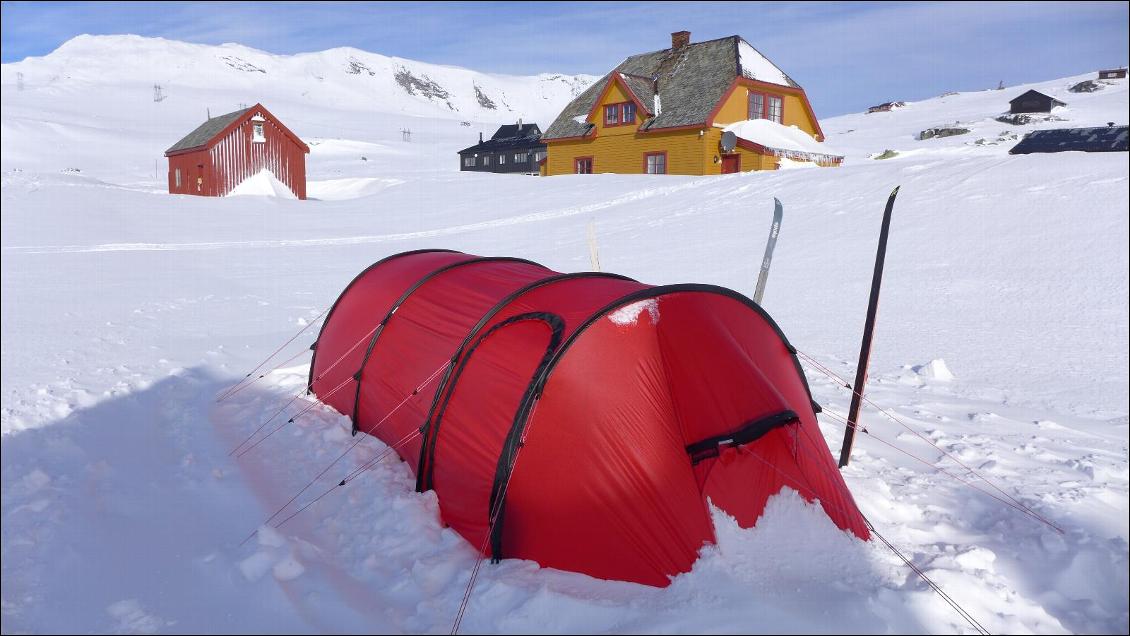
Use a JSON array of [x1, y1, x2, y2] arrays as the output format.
[[309, 249, 869, 586]]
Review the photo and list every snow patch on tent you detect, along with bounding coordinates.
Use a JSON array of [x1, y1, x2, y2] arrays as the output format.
[[227, 169, 297, 199], [607, 299, 659, 326]]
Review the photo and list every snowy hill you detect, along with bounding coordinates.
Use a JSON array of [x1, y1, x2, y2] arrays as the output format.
[[2, 35, 1128, 635]]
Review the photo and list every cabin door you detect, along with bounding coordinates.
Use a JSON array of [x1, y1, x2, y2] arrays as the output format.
[[195, 164, 204, 194], [721, 154, 741, 174]]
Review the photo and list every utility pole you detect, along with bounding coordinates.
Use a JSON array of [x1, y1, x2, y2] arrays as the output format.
[[838, 186, 900, 468]]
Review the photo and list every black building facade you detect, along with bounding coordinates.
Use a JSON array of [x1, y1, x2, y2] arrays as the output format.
[[1009, 90, 1067, 114], [458, 122, 547, 174]]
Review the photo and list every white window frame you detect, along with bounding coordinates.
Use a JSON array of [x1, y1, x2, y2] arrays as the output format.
[[252, 122, 266, 142], [174, 168, 182, 187]]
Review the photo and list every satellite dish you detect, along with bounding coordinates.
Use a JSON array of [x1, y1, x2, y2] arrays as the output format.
[[721, 131, 737, 153]]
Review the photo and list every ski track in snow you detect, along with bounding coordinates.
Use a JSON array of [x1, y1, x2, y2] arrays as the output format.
[[3, 37, 1128, 634]]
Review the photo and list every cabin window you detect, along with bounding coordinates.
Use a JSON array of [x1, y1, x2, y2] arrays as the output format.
[[534, 151, 546, 162], [768, 96, 783, 123], [463, 156, 475, 167], [604, 104, 619, 125], [499, 154, 506, 165], [644, 152, 667, 174], [483, 155, 491, 166], [575, 157, 593, 174], [749, 91, 784, 123], [252, 122, 265, 142], [174, 168, 182, 188], [515, 151, 528, 163], [604, 102, 636, 127], [621, 102, 636, 124]]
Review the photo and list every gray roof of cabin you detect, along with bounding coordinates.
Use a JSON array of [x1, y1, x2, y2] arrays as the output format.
[[543, 36, 798, 140], [1009, 125, 1128, 154], [166, 107, 250, 154], [1009, 90, 1066, 107]]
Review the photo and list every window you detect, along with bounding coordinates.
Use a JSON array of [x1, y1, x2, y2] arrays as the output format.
[[499, 153, 506, 165], [174, 168, 182, 188], [534, 151, 547, 163], [604, 104, 619, 126], [603, 102, 637, 127], [644, 152, 666, 175], [515, 151, 528, 163], [768, 95, 783, 123], [621, 102, 636, 124], [463, 156, 475, 167], [574, 157, 593, 174], [252, 122, 265, 142], [483, 155, 491, 166], [749, 91, 784, 123]]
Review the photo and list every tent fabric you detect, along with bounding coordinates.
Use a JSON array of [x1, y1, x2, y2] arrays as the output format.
[[309, 249, 869, 587]]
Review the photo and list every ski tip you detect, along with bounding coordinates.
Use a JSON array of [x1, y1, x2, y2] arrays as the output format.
[[773, 197, 782, 205], [889, 185, 901, 198]]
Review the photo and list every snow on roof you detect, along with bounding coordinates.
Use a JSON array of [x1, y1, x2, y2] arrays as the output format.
[[737, 40, 792, 88], [723, 119, 841, 156]]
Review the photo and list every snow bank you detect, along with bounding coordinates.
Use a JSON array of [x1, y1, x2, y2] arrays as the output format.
[[723, 119, 841, 156], [227, 169, 298, 199]]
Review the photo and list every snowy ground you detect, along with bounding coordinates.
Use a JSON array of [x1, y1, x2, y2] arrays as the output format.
[[2, 38, 1128, 634]]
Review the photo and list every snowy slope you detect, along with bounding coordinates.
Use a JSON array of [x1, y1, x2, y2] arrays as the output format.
[[2, 36, 1128, 635]]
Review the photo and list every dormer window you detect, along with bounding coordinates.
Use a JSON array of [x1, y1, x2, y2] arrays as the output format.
[[251, 114, 266, 142]]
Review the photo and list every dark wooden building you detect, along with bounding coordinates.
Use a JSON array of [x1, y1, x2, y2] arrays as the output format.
[[1098, 68, 1127, 80], [1008, 90, 1066, 114], [1009, 125, 1128, 155], [458, 122, 546, 174], [165, 102, 309, 199]]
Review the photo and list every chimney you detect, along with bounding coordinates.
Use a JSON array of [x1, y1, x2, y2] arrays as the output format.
[[518, 117, 523, 130], [671, 31, 690, 50], [479, 131, 483, 143]]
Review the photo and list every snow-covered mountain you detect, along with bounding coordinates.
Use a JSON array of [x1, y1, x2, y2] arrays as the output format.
[[2, 34, 1127, 635], [4, 34, 595, 122]]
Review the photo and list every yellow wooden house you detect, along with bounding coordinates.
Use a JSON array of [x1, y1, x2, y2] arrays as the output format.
[[541, 31, 841, 175]]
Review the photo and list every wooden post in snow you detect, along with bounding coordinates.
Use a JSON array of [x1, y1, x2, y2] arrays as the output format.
[[838, 186, 900, 468]]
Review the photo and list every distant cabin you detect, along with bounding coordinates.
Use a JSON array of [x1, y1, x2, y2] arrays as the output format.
[[1008, 90, 1066, 114], [540, 31, 838, 175], [458, 122, 546, 174], [165, 103, 309, 199], [1098, 68, 1127, 80], [1009, 125, 1129, 155]]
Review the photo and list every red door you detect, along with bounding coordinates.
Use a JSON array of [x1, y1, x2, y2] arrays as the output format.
[[196, 164, 205, 194], [721, 154, 741, 174]]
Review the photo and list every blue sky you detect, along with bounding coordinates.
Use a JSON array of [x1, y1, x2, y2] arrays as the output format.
[[2, 1, 1127, 116]]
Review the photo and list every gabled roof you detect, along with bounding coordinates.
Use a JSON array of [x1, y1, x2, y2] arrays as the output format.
[[491, 123, 541, 139], [1009, 125, 1128, 154], [543, 35, 800, 140], [1009, 90, 1066, 107], [166, 107, 250, 154], [165, 103, 309, 156], [458, 123, 546, 155]]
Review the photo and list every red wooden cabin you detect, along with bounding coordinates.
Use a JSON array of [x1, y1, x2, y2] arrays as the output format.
[[164, 103, 309, 199]]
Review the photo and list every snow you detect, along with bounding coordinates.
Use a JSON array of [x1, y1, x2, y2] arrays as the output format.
[[2, 35, 1129, 634], [227, 169, 298, 199], [723, 118, 842, 156], [737, 39, 793, 88]]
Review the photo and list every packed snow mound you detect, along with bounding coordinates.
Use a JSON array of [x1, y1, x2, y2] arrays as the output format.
[[227, 169, 297, 199], [723, 118, 841, 155], [914, 358, 955, 381]]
